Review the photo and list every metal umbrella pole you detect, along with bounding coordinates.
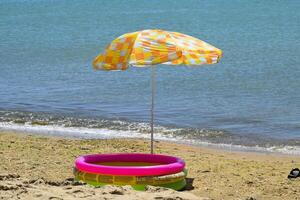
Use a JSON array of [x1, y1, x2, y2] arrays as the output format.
[[150, 66, 156, 154]]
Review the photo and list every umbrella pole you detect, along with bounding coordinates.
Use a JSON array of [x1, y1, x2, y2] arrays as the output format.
[[150, 66, 155, 154]]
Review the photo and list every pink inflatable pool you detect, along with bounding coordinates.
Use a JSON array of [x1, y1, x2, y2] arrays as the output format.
[[75, 153, 185, 176]]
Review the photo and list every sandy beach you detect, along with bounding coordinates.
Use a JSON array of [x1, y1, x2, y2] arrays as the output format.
[[0, 131, 299, 200]]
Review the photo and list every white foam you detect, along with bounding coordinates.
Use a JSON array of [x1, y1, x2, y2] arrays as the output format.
[[0, 122, 147, 139], [1, 122, 300, 155]]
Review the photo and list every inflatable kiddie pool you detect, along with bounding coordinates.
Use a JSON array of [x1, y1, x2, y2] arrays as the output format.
[[74, 153, 187, 190]]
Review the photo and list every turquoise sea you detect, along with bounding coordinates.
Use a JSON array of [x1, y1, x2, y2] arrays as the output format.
[[1, 0, 300, 154]]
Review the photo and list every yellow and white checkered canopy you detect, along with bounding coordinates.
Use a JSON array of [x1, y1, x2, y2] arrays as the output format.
[[93, 29, 222, 70]]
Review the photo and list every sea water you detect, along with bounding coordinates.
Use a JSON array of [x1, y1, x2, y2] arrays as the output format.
[[1, 0, 300, 154]]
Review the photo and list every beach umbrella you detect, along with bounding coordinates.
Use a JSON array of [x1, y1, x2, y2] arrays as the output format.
[[93, 29, 222, 154]]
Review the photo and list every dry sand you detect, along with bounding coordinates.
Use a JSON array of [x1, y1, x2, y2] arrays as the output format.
[[0, 174, 202, 200], [0, 131, 299, 200]]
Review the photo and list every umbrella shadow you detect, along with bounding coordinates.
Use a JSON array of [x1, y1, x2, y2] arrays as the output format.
[[184, 178, 195, 191]]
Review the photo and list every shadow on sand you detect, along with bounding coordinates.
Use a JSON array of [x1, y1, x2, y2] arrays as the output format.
[[184, 178, 194, 191]]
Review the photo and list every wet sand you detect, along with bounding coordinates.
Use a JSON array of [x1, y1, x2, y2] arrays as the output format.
[[0, 131, 299, 200]]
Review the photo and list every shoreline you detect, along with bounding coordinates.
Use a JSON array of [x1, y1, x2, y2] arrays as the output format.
[[1, 130, 300, 199], [1, 128, 300, 158], [1, 121, 300, 156]]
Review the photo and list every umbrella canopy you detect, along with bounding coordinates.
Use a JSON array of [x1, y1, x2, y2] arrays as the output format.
[[93, 29, 222, 70], [93, 29, 222, 153]]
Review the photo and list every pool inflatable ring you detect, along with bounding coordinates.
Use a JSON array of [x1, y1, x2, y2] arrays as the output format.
[[73, 167, 187, 191], [73, 167, 187, 185], [75, 153, 185, 176], [78, 177, 186, 191], [76, 177, 187, 191]]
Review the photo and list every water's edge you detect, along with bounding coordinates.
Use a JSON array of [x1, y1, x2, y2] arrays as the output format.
[[1, 110, 300, 155]]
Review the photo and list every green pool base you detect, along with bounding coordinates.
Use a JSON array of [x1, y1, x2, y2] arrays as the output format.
[[75, 178, 187, 191]]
